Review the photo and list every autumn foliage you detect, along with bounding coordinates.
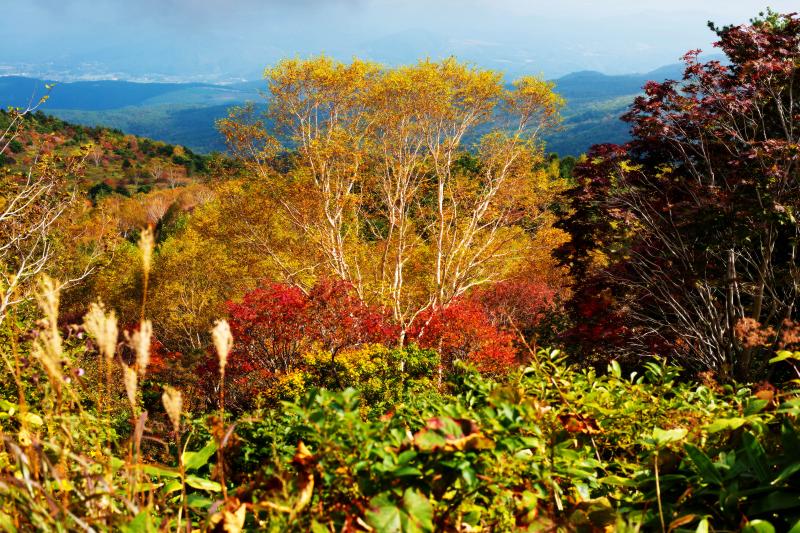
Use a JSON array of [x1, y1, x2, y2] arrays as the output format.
[[409, 300, 517, 374], [558, 11, 800, 380]]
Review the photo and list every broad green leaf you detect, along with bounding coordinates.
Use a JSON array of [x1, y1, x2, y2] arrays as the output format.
[[748, 491, 800, 514], [183, 441, 218, 471], [401, 488, 434, 531], [598, 475, 638, 488], [773, 462, 800, 485], [186, 493, 215, 510], [744, 399, 769, 416], [778, 399, 800, 416], [392, 466, 422, 477], [365, 489, 433, 533], [141, 464, 179, 479], [609, 360, 621, 378], [162, 480, 182, 494], [652, 427, 687, 446], [310, 521, 329, 533], [742, 520, 776, 533], [366, 492, 406, 533], [685, 444, 722, 486], [705, 417, 746, 433], [119, 511, 155, 533], [0, 511, 17, 533], [186, 475, 222, 492], [741, 432, 770, 483], [769, 351, 799, 364], [20, 412, 43, 426]]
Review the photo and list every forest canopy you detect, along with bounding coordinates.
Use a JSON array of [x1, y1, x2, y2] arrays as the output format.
[[1, 10, 800, 533]]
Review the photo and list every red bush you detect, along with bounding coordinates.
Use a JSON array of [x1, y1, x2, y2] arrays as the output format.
[[225, 280, 397, 376], [470, 279, 556, 335], [409, 299, 517, 375]]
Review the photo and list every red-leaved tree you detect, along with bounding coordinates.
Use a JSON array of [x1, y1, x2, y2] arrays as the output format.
[[409, 299, 517, 375], [470, 279, 556, 338], [219, 280, 397, 407], [557, 11, 800, 380]]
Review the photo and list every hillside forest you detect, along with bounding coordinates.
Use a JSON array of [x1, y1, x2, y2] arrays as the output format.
[[1, 11, 800, 532]]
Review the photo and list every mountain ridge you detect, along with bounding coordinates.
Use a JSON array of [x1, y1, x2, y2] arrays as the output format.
[[0, 61, 691, 155]]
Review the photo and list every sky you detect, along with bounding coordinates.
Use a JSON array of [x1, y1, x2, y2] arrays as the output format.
[[1, 0, 797, 82]]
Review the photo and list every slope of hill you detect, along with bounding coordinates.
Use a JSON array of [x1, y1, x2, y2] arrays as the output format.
[[544, 62, 685, 155], [0, 109, 214, 197], [0, 76, 257, 110], [0, 62, 687, 156]]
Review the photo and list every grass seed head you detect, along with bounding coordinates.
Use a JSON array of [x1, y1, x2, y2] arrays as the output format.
[[139, 226, 154, 277], [212, 319, 233, 377], [127, 320, 152, 376], [162, 386, 183, 433], [123, 365, 137, 411], [83, 302, 118, 362]]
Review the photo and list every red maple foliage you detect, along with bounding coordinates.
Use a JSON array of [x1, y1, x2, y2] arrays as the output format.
[[409, 299, 517, 375], [470, 279, 556, 336], [225, 279, 397, 376], [556, 12, 800, 379]]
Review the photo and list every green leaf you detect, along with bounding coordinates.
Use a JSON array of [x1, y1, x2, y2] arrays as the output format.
[[119, 511, 155, 533], [705, 417, 746, 433], [744, 399, 769, 416], [788, 518, 800, 533], [778, 398, 800, 415], [651, 427, 687, 446], [141, 464, 179, 479], [774, 461, 800, 485], [162, 480, 182, 494], [186, 493, 215, 510], [742, 520, 776, 533], [365, 489, 433, 533], [685, 444, 723, 486], [598, 475, 638, 488], [183, 441, 218, 472], [185, 475, 222, 492], [748, 492, 800, 514], [695, 518, 709, 533], [310, 521, 329, 533], [769, 351, 799, 364], [392, 466, 422, 477], [20, 412, 43, 427], [401, 488, 433, 531], [741, 432, 770, 483]]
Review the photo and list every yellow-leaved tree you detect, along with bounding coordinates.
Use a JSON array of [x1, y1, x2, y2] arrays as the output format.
[[218, 56, 567, 341]]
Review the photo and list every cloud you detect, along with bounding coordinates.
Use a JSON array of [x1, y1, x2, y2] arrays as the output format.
[[5, 0, 800, 82]]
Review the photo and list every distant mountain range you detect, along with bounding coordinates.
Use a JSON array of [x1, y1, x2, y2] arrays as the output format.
[[0, 63, 686, 156]]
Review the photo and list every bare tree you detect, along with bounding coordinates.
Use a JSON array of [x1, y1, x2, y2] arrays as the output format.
[[87, 143, 104, 167], [140, 193, 172, 225], [0, 99, 97, 323], [148, 160, 165, 183]]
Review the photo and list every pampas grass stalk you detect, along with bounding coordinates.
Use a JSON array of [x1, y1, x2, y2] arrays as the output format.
[[163, 386, 189, 531], [139, 226, 154, 322], [211, 319, 233, 500]]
